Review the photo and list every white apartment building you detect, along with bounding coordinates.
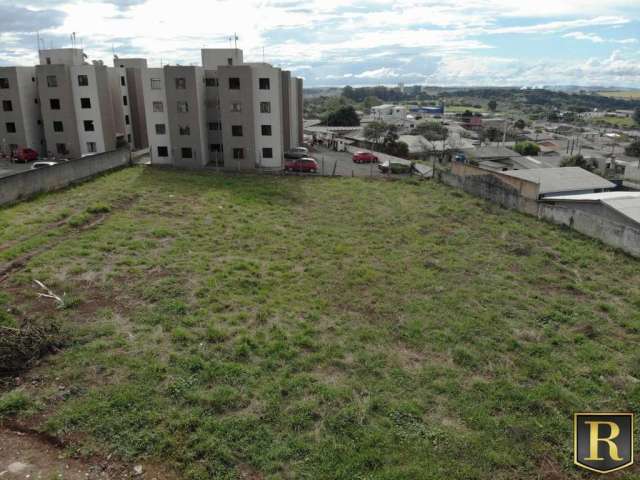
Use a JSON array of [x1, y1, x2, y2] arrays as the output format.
[[0, 48, 139, 160], [0, 67, 44, 156], [0, 47, 303, 169]]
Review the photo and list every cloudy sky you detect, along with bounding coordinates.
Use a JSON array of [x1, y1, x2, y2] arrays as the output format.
[[1, 0, 639, 87]]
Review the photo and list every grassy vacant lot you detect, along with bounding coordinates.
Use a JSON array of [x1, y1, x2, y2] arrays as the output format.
[[2, 167, 640, 479], [592, 116, 637, 129], [597, 90, 640, 100]]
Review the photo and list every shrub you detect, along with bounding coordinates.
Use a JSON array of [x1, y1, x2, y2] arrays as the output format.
[[0, 390, 32, 417], [0, 323, 61, 376], [514, 142, 541, 156]]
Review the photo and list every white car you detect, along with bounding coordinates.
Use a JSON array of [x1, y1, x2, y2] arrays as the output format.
[[290, 146, 309, 155], [31, 161, 58, 170]]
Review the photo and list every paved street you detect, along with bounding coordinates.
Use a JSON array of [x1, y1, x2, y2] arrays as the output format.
[[0, 158, 31, 179], [288, 145, 423, 178]]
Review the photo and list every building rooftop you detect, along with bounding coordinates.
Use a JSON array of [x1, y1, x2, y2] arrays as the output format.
[[543, 192, 640, 226], [463, 146, 519, 159], [502, 167, 615, 194]]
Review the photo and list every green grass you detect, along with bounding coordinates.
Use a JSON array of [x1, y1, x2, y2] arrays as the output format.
[[592, 116, 636, 128], [2, 166, 640, 479], [597, 90, 640, 100]]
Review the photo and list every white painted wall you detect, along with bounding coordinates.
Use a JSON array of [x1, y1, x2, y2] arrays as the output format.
[[113, 67, 135, 146], [252, 64, 283, 169], [141, 68, 172, 164], [70, 65, 106, 155], [289, 77, 300, 148]]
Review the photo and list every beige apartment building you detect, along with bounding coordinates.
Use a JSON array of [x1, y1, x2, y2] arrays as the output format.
[[0, 47, 303, 171], [0, 48, 139, 159], [0, 66, 44, 156], [142, 48, 304, 170]]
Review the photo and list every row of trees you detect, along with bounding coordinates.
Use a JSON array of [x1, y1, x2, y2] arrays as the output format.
[[342, 85, 427, 103], [362, 122, 409, 158]]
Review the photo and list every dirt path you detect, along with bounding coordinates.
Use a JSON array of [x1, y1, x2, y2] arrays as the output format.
[[0, 427, 173, 479]]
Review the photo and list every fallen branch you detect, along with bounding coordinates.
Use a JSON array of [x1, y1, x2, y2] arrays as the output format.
[[33, 280, 65, 308]]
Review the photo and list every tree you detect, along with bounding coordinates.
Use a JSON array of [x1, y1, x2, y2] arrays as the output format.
[[633, 108, 640, 126], [363, 121, 387, 149], [514, 142, 540, 156], [560, 154, 598, 172], [625, 140, 640, 158], [514, 119, 526, 130], [342, 85, 355, 101], [363, 96, 382, 112], [325, 105, 360, 127], [488, 100, 497, 112], [481, 127, 502, 143], [412, 122, 448, 142]]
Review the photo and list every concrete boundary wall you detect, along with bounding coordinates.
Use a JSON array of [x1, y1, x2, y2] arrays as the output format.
[[439, 169, 640, 257], [0, 149, 130, 207]]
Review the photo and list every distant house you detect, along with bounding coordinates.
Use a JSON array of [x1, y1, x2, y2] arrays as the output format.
[[541, 191, 640, 231], [371, 104, 408, 124], [501, 167, 615, 199]]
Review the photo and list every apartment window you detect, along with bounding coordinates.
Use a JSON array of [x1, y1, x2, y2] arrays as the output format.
[[175, 77, 186, 89], [56, 143, 67, 154], [208, 122, 221, 131], [120, 76, 126, 86], [123, 95, 128, 106], [127, 134, 132, 143], [229, 77, 240, 90], [181, 147, 193, 159], [155, 124, 166, 135], [227, 58, 233, 66], [53, 121, 64, 132], [125, 115, 130, 125], [83, 120, 94, 132], [2, 100, 12, 112], [152, 101, 163, 112], [0, 78, 8, 89], [259, 78, 270, 90], [50, 98, 60, 110], [78, 75, 89, 86], [157, 146, 168, 157], [150, 78, 161, 90], [46, 75, 58, 87], [232, 125, 243, 137], [5, 122, 16, 133], [87, 142, 96, 153], [233, 148, 244, 160], [205, 78, 218, 87], [35, 99, 39, 104], [210, 144, 222, 152], [231, 102, 242, 112], [46, 57, 51, 65], [179, 125, 190, 136], [80, 97, 91, 109], [260, 101, 271, 113], [261, 124, 272, 136], [262, 147, 273, 159], [177, 101, 189, 113]]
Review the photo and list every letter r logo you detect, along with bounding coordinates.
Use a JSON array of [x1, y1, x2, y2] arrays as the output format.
[[574, 413, 633, 473]]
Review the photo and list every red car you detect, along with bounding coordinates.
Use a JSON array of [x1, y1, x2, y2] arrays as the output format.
[[14, 147, 38, 163], [352, 151, 378, 163], [285, 157, 318, 173]]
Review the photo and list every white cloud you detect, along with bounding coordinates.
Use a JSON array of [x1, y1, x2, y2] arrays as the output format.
[[2, 0, 639, 87], [563, 31, 605, 42]]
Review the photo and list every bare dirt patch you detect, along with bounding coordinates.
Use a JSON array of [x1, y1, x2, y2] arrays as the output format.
[[0, 424, 176, 480]]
